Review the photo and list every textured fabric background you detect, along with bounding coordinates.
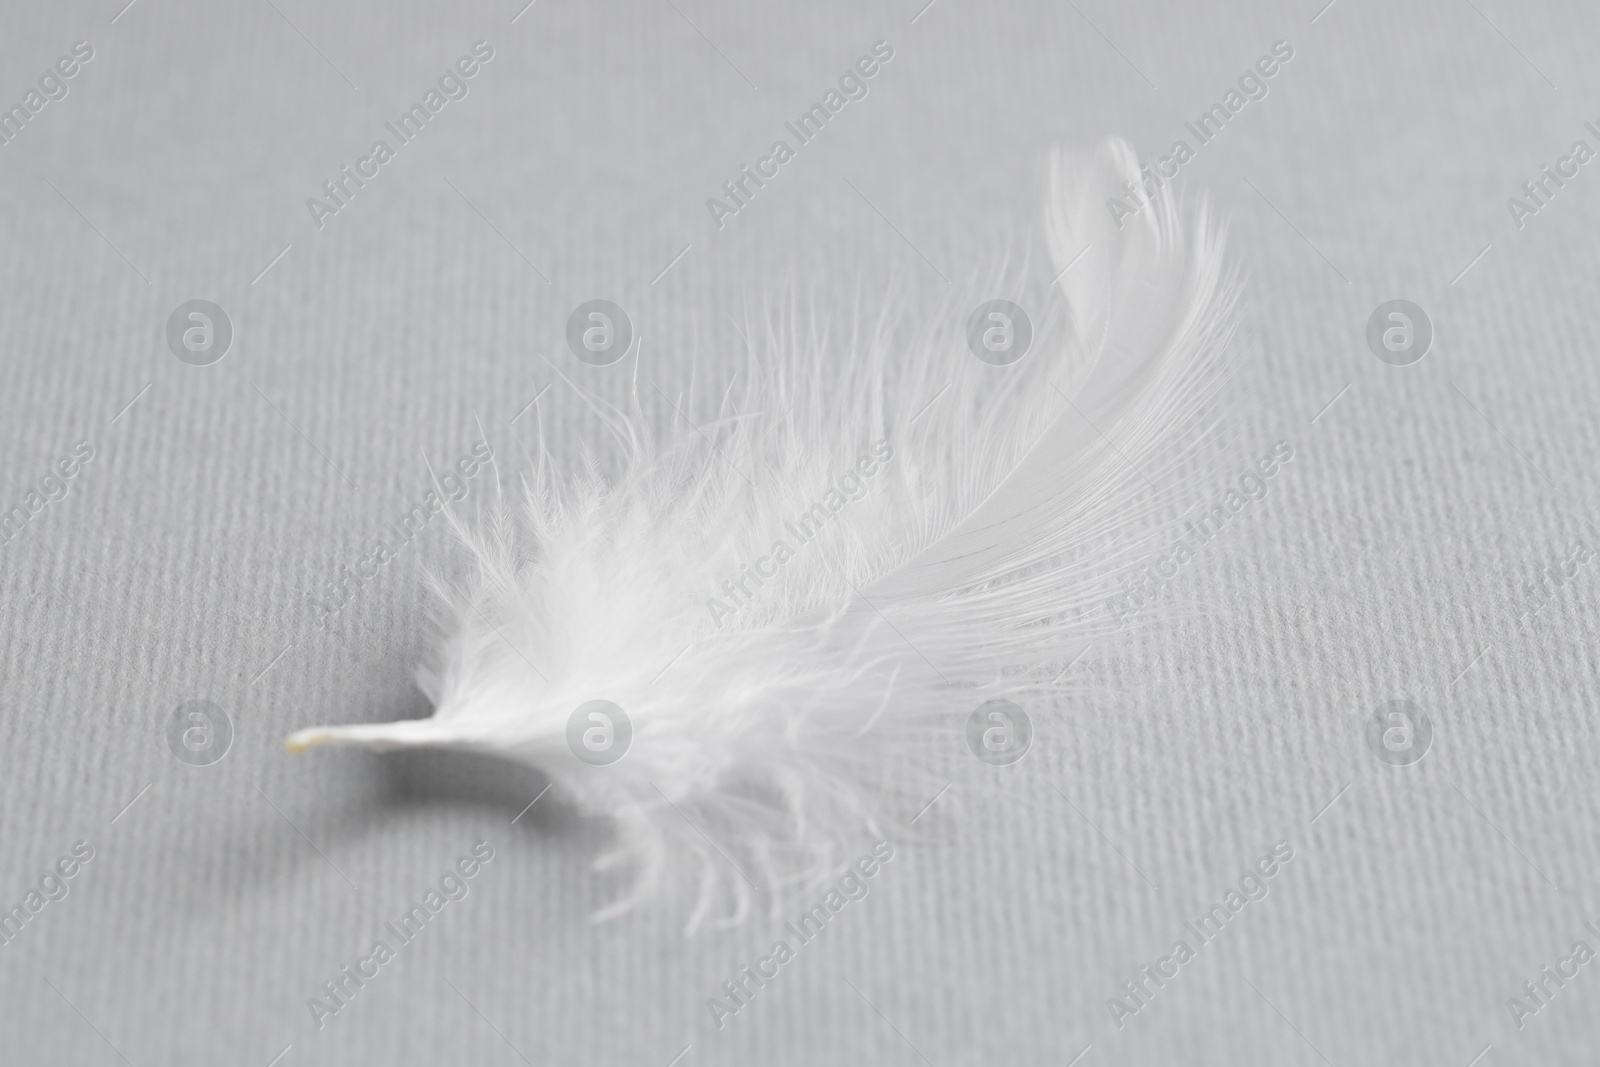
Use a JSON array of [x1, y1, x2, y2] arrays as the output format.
[[2, 0, 1598, 1064]]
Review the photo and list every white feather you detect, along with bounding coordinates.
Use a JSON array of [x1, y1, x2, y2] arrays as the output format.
[[286, 136, 1239, 930]]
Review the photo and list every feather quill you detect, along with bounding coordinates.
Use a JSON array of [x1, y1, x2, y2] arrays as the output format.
[[287, 136, 1238, 929]]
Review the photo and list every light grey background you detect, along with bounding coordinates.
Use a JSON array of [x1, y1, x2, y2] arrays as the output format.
[[2, 0, 1598, 1064]]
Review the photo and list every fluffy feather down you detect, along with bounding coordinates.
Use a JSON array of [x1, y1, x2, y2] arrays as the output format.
[[287, 136, 1239, 930]]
